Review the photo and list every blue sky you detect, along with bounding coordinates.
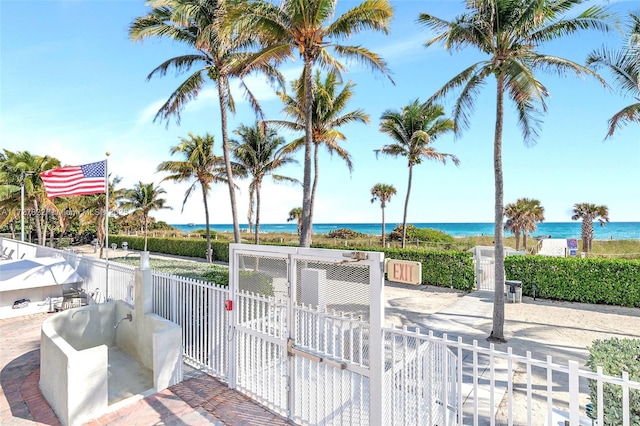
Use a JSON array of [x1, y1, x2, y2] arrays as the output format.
[[1, 0, 639, 226]]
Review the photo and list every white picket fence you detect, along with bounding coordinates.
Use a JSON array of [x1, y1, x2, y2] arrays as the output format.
[[146, 271, 640, 425], [2, 238, 638, 425], [151, 271, 230, 378]]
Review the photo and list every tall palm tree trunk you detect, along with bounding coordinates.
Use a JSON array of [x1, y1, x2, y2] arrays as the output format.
[[381, 205, 386, 247], [202, 185, 212, 263], [308, 143, 320, 238], [401, 165, 413, 249], [42, 209, 49, 247], [32, 200, 44, 245], [490, 75, 506, 343], [218, 75, 241, 243], [582, 220, 594, 253], [514, 229, 521, 251], [255, 183, 262, 245], [144, 214, 149, 251], [300, 61, 314, 248]]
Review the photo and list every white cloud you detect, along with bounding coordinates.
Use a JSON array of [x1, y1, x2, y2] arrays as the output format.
[[137, 99, 166, 126]]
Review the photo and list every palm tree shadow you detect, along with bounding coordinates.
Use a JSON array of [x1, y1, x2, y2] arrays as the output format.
[[0, 348, 41, 421]]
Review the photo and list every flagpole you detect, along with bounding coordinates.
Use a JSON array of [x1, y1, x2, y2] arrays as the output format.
[[105, 152, 110, 301]]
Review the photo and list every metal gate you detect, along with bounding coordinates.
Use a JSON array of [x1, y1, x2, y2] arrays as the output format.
[[228, 244, 385, 425]]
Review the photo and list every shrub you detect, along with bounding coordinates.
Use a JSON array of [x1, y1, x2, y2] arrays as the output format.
[[504, 256, 640, 307], [108, 235, 230, 262], [586, 338, 640, 425], [239, 270, 274, 296], [327, 228, 366, 239], [382, 247, 475, 291], [388, 225, 455, 244]]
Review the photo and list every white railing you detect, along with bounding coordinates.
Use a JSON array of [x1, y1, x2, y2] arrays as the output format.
[[1, 237, 135, 302], [382, 327, 640, 426], [293, 305, 371, 367], [474, 257, 495, 291], [65, 256, 135, 302], [383, 326, 458, 426], [4, 237, 638, 425], [123, 261, 640, 425], [151, 271, 230, 379]]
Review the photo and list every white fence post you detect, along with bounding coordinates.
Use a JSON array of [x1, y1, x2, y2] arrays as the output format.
[[623, 371, 630, 426], [227, 243, 239, 390], [370, 252, 385, 425], [568, 360, 580, 425]]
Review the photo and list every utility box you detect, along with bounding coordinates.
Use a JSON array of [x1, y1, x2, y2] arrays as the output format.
[[505, 280, 522, 303]]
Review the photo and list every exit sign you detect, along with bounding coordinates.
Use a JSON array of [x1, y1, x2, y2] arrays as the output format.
[[386, 259, 422, 285]]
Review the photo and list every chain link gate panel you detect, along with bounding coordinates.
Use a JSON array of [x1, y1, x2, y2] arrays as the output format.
[[230, 249, 291, 416], [289, 252, 378, 425], [228, 245, 385, 425]]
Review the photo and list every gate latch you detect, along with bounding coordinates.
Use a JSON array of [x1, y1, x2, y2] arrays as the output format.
[[287, 339, 346, 370], [338, 251, 369, 263]]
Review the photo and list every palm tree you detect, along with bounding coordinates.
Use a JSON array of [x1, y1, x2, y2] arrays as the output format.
[[77, 176, 124, 259], [270, 71, 370, 239], [130, 0, 283, 244], [229, 0, 393, 247], [370, 183, 396, 247], [231, 123, 299, 244], [520, 199, 545, 251], [0, 150, 61, 245], [157, 133, 230, 262], [571, 203, 609, 253], [420, 0, 611, 343], [287, 207, 303, 236], [587, 12, 640, 138], [504, 198, 545, 251], [377, 100, 459, 249], [504, 203, 525, 251], [120, 182, 171, 251]]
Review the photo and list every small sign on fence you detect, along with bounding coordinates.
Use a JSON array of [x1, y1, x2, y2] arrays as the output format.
[[385, 259, 422, 285]]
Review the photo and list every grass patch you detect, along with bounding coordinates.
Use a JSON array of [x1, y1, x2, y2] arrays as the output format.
[[111, 256, 229, 286]]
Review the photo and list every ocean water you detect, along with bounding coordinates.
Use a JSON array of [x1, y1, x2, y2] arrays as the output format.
[[171, 222, 640, 240]]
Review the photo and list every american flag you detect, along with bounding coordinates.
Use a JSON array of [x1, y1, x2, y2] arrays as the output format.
[[40, 161, 106, 199]]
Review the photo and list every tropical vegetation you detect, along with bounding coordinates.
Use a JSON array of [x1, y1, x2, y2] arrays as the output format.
[[370, 183, 397, 247], [287, 207, 303, 236], [231, 123, 299, 244], [227, 0, 393, 248], [270, 71, 369, 239], [120, 182, 171, 251], [157, 133, 231, 263], [571, 202, 610, 254], [420, 0, 612, 343], [0, 150, 61, 245], [129, 0, 284, 244], [587, 11, 640, 139], [504, 198, 545, 251], [377, 100, 459, 249]]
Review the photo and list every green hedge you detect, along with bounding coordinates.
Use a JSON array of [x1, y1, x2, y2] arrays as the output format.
[[378, 247, 474, 291], [586, 338, 640, 425], [109, 235, 475, 291], [307, 243, 475, 291], [505, 256, 640, 307], [108, 235, 230, 262]]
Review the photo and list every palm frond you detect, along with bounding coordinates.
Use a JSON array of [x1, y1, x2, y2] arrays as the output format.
[[606, 102, 640, 138], [331, 45, 393, 82], [154, 69, 207, 125], [327, 0, 392, 38]]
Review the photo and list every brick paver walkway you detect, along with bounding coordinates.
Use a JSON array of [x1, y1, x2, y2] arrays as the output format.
[[1, 313, 293, 426]]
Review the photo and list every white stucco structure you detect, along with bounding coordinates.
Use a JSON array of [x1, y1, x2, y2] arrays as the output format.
[[40, 268, 182, 426]]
